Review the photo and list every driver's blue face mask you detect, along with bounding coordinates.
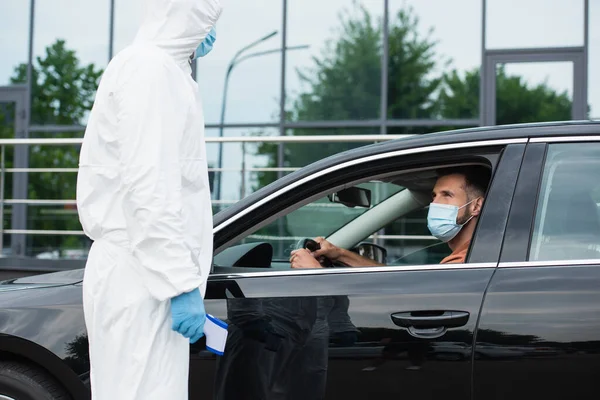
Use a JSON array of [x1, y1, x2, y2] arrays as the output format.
[[427, 198, 478, 242], [193, 27, 216, 59]]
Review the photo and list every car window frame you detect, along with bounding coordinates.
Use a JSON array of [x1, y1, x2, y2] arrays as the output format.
[[500, 135, 600, 265], [497, 143, 547, 263], [456, 144, 526, 264], [211, 140, 525, 276]]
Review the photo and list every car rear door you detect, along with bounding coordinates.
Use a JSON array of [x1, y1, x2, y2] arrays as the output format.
[[189, 141, 526, 399], [474, 136, 600, 400]]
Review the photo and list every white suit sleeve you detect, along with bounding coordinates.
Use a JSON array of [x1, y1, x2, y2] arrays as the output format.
[[115, 61, 203, 302]]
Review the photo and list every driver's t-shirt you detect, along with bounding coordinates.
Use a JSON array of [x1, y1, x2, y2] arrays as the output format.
[[440, 240, 470, 264]]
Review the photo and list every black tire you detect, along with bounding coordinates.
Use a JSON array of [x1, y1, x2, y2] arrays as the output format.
[[0, 361, 70, 400]]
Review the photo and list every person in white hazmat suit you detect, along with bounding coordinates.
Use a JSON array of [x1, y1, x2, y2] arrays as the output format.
[[76, 0, 222, 398]]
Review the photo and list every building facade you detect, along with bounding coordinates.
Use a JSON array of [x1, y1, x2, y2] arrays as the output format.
[[0, 0, 596, 258]]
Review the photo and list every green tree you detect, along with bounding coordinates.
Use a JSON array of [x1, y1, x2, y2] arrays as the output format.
[[246, 3, 574, 251], [5, 39, 103, 254], [289, 6, 381, 122], [253, 4, 445, 190], [438, 66, 572, 124], [386, 7, 445, 123], [253, 5, 575, 193]]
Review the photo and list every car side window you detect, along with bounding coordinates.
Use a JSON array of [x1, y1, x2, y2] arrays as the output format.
[[233, 181, 403, 261], [529, 143, 600, 262]]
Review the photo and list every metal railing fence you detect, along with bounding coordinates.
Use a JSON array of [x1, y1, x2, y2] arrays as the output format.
[[1, 134, 416, 251]]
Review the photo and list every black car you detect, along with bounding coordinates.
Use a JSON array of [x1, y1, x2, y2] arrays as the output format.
[[1, 121, 600, 400]]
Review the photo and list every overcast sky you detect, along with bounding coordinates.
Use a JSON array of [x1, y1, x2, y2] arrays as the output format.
[[0, 0, 597, 200]]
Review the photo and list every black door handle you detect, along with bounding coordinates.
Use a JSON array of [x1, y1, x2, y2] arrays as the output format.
[[391, 311, 470, 329]]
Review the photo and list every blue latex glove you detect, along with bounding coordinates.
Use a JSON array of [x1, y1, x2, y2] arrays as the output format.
[[194, 26, 216, 59], [170, 288, 206, 343]]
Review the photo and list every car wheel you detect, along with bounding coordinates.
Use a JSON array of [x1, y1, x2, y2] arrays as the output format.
[[0, 361, 69, 400]]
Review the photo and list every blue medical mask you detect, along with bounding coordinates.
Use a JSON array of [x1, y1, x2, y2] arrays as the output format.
[[194, 27, 216, 59], [427, 198, 478, 242]]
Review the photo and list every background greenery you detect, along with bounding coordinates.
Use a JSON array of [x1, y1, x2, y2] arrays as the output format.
[[0, 5, 573, 256]]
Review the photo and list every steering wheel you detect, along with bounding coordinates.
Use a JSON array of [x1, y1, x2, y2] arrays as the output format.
[[302, 238, 335, 268]]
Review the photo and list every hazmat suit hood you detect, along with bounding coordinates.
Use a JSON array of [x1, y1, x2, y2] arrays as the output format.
[[134, 0, 222, 66]]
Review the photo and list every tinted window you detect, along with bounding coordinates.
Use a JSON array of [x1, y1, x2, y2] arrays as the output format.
[[529, 143, 600, 261]]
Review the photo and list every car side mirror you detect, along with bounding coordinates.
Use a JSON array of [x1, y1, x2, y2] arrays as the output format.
[[353, 242, 387, 264], [328, 187, 372, 208]]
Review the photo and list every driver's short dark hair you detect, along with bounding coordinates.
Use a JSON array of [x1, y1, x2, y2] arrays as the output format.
[[437, 165, 491, 200]]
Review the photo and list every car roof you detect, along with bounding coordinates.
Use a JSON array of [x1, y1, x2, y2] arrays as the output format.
[[214, 120, 600, 226], [379, 119, 600, 146]]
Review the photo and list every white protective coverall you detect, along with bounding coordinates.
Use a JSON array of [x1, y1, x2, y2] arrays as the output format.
[[76, 0, 222, 398]]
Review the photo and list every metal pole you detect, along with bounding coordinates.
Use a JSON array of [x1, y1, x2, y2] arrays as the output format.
[[277, 0, 287, 180], [216, 65, 231, 201], [240, 142, 246, 199], [276, 0, 288, 259], [380, 0, 389, 135], [375, 0, 390, 243], [27, 0, 35, 104], [215, 48, 309, 202], [216, 30, 279, 201], [217, 44, 308, 201], [13, 0, 36, 257], [583, 0, 589, 118], [0, 146, 5, 255], [479, 0, 487, 126], [219, 45, 309, 198], [108, 0, 115, 61]]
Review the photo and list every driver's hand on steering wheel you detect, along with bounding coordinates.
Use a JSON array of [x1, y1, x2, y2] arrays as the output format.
[[290, 249, 323, 269], [312, 237, 343, 261]]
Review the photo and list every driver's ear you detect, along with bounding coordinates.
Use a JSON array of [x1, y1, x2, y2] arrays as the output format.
[[472, 197, 484, 217]]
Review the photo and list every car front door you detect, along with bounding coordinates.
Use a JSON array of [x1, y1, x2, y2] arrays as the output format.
[[475, 138, 600, 400], [189, 141, 526, 399]]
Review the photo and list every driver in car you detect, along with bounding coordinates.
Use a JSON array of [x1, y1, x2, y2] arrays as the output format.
[[290, 166, 490, 268]]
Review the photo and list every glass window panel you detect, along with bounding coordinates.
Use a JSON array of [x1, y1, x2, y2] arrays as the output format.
[[589, 0, 600, 118], [486, 0, 584, 49], [530, 143, 600, 262], [28, 1, 108, 127], [198, 0, 282, 124], [496, 62, 573, 125], [245, 127, 382, 205], [0, 0, 29, 85], [390, 0, 482, 120], [14, 130, 88, 258], [286, 1, 383, 121], [114, 0, 143, 55], [34, 1, 110, 69], [208, 127, 280, 206], [115, 1, 282, 125], [280, 127, 379, 168], [26, 205, 89, 259]]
